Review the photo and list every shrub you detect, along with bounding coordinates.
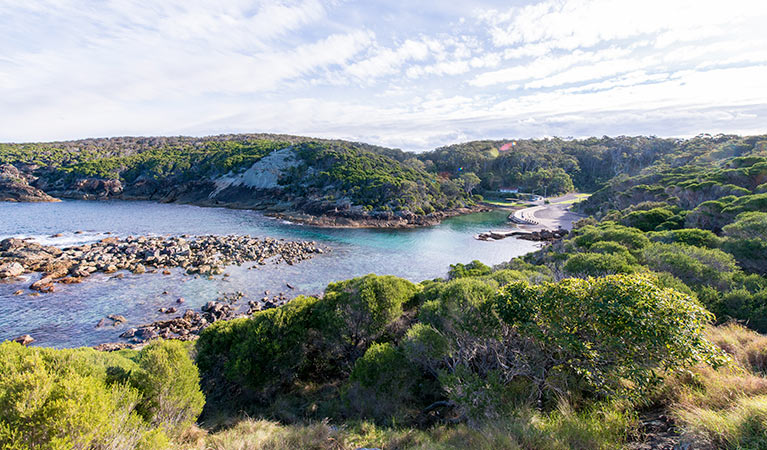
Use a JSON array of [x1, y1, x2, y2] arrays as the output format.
[[563, 252, 638, 277], [715, 289, 767, 333], [131, 340, 205, 435], [448, 260, 492, 279], [488, 268, 552, 286], [401, 323, 451, 366], [350, 343, 413, 391], [407, 274, 723, 425], [196, 295, 326, 394], [344, 343, 423, 422], [722, 212, 767, 275], [650, 228, 721, 248], [197, 275, 417, 400], [418, 277, 498, 334], [495, 274, 724, 398], [621, 207, 675, 231], [0, 342, 171, 450], [642, 242, 739, 290], [323, 274, 418, 361], [571, 223, 650, 251]]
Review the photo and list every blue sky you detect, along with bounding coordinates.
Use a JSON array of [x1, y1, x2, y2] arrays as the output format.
[[1, 0, 766, 150]]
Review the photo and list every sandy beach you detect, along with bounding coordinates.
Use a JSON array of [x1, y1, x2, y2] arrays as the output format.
[[510, 193, 588, 231]]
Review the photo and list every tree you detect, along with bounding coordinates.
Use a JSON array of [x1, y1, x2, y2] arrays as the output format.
[[459, 172, 481, 195]]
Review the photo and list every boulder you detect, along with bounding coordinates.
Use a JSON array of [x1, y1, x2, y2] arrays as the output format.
[[0, 262, 24, 278], [12, 334, 34, 346], [107, 314, 127, 324]]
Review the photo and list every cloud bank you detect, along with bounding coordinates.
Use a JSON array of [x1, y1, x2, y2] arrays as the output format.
[[1, 0, 766, 150]]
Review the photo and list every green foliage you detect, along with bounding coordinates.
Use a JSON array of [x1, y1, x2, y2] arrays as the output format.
[[196, 295, 326, 393], [458, 171, 481, 195], [344, 343, 424, 422], [197, 274, 418, 403], [63, 139, 287, 182], [571, 223, 650, 251], [323, 274, 418, 359], [418, 277, 499, 335], [488, 268, 553, 286], [722, 212, 767, 275], [401, 323, 451, 364], [563, 252, 639, 277], [588, 241, 636, 260], [131, 340, 204, 434], [495, 274, 723, 397], [0, 341, 204, 449], [350, 343, 412, 390], [642, 242, 740, 290], [289, 142, 472, 215], [448, 260, 492, 279], [620, 207, 675, 231], [650, 228, 722, 248]]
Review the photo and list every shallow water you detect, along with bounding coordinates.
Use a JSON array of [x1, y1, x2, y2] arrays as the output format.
[[0, 200, 539, 347]]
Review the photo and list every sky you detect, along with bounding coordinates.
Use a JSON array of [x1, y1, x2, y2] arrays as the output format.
[[1, 0, 767, 150]]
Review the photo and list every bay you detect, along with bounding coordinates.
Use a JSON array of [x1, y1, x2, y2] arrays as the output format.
[[0, 200, 539, 347]]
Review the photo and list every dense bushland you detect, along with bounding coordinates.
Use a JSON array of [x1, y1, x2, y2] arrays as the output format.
[[4, 133, 765, 217], [0, 136, 474, 217], [0, 340, 203, 449]]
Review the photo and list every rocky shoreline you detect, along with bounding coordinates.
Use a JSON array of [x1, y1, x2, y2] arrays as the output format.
[[1, 160, 492, 229], [272, 204, 492, 228], [92, 289, 300, 351], [0, 234, 326, 294], [0, 164, 59, 202], [476, 228, 570, 242]]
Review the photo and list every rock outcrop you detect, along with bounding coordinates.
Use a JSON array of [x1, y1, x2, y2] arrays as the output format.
[[0, 164, 59, 202], [476, 228, 569, 242], [0, 235, 327, 289]]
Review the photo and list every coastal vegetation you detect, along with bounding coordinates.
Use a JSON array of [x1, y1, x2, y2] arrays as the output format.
[[2, 132, 767, 448], [2, 133, 764, 225]]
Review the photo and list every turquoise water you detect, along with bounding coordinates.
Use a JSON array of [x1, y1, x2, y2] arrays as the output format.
[[0, 200, 539, 347]]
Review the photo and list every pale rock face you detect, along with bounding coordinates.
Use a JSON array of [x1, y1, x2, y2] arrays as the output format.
[[0, 262, 24, 278], [210, 147, 299, 197]]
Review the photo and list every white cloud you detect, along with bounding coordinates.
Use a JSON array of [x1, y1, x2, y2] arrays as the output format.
[[1, 0, 766, 149]]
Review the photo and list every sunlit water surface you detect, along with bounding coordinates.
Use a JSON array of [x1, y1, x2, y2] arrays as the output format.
[[0, 200, 539, 347]]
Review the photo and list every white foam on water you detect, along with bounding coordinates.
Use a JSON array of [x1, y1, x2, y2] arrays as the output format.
[[6, 231, 111, 248]]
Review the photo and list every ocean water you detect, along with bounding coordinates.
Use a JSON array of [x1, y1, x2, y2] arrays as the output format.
[[0, 200, 539, 347]]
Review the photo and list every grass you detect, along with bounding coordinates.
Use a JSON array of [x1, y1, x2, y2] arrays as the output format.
[[173, 403, 634, 450], [551, 193, 591, 205], [482, 199, 532, 207], [675, 395, 767, 449], [174, 323, 767, 450], [655, 323, 767, 449]]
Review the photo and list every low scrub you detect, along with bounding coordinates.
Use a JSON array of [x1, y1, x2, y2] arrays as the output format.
[[0, 340, 203, 449]]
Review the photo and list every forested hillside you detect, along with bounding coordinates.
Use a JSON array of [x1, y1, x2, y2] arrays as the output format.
[[0, 135, 476, 226], [419, 134, 767, 196], [2, 133, 765, 226]]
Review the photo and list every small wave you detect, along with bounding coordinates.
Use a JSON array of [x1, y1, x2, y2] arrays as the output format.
[[10, 231, 112, 248]]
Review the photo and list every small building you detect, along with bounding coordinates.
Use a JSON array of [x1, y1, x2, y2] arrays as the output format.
[[499, 187, 519, 193]]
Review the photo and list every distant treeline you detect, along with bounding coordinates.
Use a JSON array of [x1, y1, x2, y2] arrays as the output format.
[[2, 133, 766, 215]]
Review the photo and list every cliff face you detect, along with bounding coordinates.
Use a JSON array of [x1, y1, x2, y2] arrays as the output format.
[[0, 164, 59, 202]]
